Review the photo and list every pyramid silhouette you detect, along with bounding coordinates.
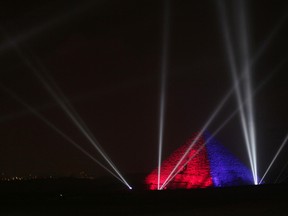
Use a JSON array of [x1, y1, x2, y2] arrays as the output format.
[[145, 132, 254, 190]]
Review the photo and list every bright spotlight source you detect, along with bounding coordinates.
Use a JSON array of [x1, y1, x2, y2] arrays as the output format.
[[216, 0, 258, 185], [35, 71, 132, 189], [162, 0, 287, 188], [5, 39, 132, 190], [160, 90, 232, 189], [237, 0, 258, 185], [0, 84, 126, 183]]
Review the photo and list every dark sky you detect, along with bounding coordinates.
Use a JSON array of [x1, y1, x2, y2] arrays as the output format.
[[0, 0, 288, 184]]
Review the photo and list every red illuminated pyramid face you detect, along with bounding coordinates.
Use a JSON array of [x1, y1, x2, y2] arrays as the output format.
[[146, 134, 213, 190], [145, 132, 254, 190]]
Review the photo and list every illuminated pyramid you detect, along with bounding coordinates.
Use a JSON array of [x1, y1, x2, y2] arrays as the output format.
[[145, 132, 254, 190]]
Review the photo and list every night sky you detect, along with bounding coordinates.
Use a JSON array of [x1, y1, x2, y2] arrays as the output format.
[[0, 0, 288, 184]]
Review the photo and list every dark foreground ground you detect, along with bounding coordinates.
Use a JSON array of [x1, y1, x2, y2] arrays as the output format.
[[0, 177, 287, 215]]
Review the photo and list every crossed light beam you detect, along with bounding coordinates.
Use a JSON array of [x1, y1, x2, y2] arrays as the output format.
[[159, 91, 232, 190], [156, 0, 234, 190], [3, 34, 132, 189], [217, 0, 257, 185], [217, 0, 288, 185], [160, 58, 287, 189], [157, 0, 171, 190], [0, 84, 125, 184], [159, 0, 288, 189], [237, 0, 258, 185]]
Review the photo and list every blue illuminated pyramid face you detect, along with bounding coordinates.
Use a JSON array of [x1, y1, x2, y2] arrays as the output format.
[[146, 132, 254, 189], [204, 132, 254, 187]]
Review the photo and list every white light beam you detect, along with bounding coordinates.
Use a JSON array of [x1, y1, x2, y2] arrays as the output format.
[[160, 48, 288, 189], [6, 40, 132, 189], [157, 0, 171, 190], [0, 84, 124, 184], [260, 133, 288, 184], [160, 90, 232, 189], [217, 0, 255, 183]]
